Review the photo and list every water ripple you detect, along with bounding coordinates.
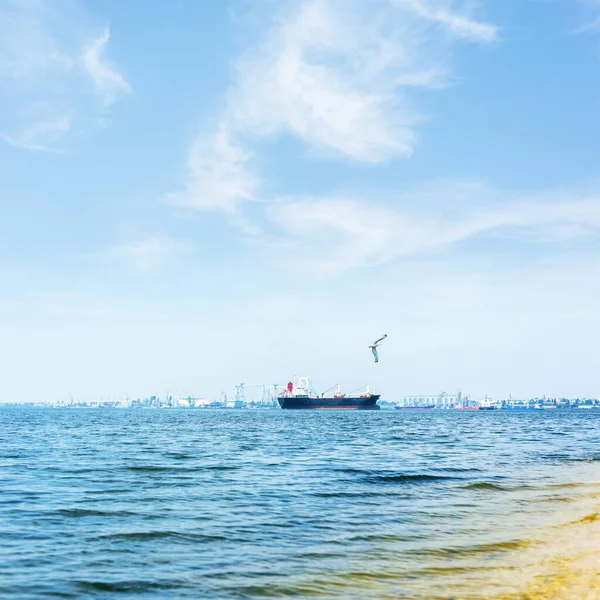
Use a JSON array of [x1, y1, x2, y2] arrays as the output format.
[[1, 407, 599, 599]]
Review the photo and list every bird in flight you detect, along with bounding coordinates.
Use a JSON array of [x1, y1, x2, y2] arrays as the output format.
[[369, 334, 387, 363]]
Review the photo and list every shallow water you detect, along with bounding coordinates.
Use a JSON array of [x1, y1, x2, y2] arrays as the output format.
[[1, 408, 599, 599]]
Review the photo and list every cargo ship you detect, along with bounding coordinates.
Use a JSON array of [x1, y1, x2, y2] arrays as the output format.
[[278, 377, 380, 410]]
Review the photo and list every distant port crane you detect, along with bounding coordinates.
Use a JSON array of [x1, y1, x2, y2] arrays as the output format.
[[236, 383, 279, 405], [179, 395, 204, 408]]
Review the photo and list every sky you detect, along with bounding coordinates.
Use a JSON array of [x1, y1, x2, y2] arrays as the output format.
[[2, 0, 600, 403]]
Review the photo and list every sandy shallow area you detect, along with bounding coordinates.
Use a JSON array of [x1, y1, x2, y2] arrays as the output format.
[[488, 497, 600, 600], [520, 512, 600, 600]]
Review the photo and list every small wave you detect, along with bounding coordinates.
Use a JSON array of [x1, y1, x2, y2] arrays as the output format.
[[337, 467, 458, 484], [76, 580, 183, 593], [296, 550, 349, 560], [429, 466, 483, 473], [346, 532, 428, 543], [125, 464, 238, 473], [59, 467, 111, 475], [465, 482, 518, 492], [124, 465, 177, 472], [544, 482, 595, 490], [540, 452, 572, 460], [579, 512, 600, 524], [560, 512, 600, 528], [413, 564, 507, 576], [95, 531, 228, 542], [365, 474, 456, 484], [542, 496, 574, 503], [415, 538, 536, 558], [566, 456, 600, 463], [467, 539, 537, 554], [57, 508, 137, 518], [311, 491, 413, 498]]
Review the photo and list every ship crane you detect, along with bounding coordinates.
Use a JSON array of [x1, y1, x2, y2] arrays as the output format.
[[346, 384, 374, 396], [321, 383, 341, 398]]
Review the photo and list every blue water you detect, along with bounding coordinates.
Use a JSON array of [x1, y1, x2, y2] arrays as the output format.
[[1, 408, 599, 599]]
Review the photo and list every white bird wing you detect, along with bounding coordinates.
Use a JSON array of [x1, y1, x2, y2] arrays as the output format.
[[372, 334, 387, 346], [371, 346, 379, 363]]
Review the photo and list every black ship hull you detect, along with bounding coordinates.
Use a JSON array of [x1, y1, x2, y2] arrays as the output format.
[[278, 395, 380, 410]]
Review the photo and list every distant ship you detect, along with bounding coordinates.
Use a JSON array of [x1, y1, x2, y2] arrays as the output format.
[[395, 405, 435, 410], [278, 377, 380, 410]]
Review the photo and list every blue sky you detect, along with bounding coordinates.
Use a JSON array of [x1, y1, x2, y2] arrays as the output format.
[[2, 0, 600, 403]]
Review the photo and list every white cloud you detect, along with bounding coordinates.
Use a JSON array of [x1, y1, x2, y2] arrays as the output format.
[[230, 0, 417, 164], [172, 0, 497, 211], [167, 127, 259, 212], [0, 1, 130, 152], [0, 114, 71, 152], [391, 0, 499, 42], [0, 0, 73, 80], [108, 236, 189, 271], [229, 0, 497, 164], [573, 0, 600, 33], [82, 28, 131, 105], [267, 185, 600, 274]]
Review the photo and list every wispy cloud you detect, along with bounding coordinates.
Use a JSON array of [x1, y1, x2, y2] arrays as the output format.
[[167, 127, 259, 212], [108, 236, 189, 271], [230, 0, 419, 164], [230, 0, 497, 163], [82, 28, 131, 106], [0, 114, 71, 152], [573, 0, 600, 33], [390, 0, 499, 42], [266, 185, 600, 274], [0, 1, 130, 152], [0, 0, 73, 80], [171, 0, 498, 211], [167, 0, 599, 282]]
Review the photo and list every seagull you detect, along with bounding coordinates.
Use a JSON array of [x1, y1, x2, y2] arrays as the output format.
[[369, 334, 387, 363]]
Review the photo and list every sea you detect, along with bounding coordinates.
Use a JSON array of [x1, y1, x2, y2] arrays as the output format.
[[1, 407, 600, 599]]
